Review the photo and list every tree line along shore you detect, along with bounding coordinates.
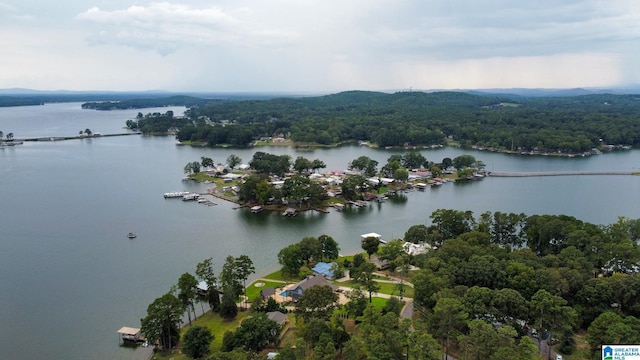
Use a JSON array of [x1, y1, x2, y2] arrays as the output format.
[[114, 91, 639, 156]]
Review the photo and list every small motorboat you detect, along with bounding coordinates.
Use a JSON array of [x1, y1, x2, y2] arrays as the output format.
[[127, 232, 137, 239]]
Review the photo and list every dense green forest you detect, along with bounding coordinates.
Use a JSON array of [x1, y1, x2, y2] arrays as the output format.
[[128, 91, 640, 153], [407, 210, 640, 359], [81, 95, 215, 110]]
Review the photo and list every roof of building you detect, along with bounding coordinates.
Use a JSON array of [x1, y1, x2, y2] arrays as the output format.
[[312, 262, 336, 278], [295, 274, 338, 291], [403, 242, 431, 255], [260, 287, 276, 298], [361, 232, 381, 239], [267, 311, 287, 326], [117, 327, 140, 336], [197, 280, 208, 292]]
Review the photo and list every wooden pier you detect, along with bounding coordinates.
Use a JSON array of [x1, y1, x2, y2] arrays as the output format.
[[19, 132, 141, 142], [488, 171, 635, 177]]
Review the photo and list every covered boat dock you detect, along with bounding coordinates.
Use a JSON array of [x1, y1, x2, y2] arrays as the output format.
[[117, 326, 145, 344]]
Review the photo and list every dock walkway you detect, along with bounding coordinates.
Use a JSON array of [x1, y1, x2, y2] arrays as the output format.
[[18, 132, 141, 142], [489, 170, 635, 177]]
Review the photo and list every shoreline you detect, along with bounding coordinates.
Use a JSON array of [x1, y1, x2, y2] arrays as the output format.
[[9, 131, 635, 159]]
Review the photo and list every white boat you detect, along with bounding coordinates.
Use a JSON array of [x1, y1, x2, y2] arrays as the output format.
[[127, 232, 137, 239]]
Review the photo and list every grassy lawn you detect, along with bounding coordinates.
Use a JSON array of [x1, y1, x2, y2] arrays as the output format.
[[336, 280, 414, 298], [245, 280, 288, 302], [373, 274, 391, 280], [189, 172, 217, 182], [261, 269, 308, 283], [369, 297, 391, 309], [150, 311, 249, 360], [253, 140, 293, 146], [335, 296, 395, 317], [376, 282, 414, 298]]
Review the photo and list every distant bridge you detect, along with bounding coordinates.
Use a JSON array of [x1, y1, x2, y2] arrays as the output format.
[[488, 171, 637, 177], [19, 132, 141, 142]]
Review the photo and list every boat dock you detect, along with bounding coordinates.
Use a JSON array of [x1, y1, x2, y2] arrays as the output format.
[[250, 206, 263, 213], [282, 208, 297, 217], [164, 191, 216, 205], [331, 203, 345, 211], [116, 327, 146, 344], [164, 191, 191, 198], [18, 132, 141, 143], [346, 200, 368, 207]]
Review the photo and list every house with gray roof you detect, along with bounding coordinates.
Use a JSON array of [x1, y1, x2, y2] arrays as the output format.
[[267, 311, 287, 327], [280, 274, 338, 301]]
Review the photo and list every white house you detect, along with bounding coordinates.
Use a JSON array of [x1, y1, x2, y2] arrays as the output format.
[[403, 242, 431, 256]]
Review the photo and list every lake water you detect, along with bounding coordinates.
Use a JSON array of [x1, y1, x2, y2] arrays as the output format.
[[1, 103, 639, 360]]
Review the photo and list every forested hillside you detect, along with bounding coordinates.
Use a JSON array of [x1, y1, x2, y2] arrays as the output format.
[[173, 91, 640, 152]]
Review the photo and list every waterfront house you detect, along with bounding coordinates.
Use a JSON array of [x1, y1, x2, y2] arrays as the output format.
[[281, 274, 338, 301], [312, 262, 337, 278], [197, 281, 208, 296], [403, 242, 431, 256]]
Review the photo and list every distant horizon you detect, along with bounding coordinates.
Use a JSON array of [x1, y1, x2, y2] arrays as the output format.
[[2, 84, 640, 97]]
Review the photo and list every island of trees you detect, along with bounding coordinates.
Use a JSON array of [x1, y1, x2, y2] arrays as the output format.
[[137, 210, 640, 360], [181, 150, 485, 213], [119, 91, 639, 155]]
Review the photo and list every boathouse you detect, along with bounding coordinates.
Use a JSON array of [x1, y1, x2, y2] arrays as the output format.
[[360, 232, 386, 244], [117, 326, 142, 343], [197, 281, 208, 296]]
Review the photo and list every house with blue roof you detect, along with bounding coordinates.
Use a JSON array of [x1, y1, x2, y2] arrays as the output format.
[[312, 262, 337, 278]]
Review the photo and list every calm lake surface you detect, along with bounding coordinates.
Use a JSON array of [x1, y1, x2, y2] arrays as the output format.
[[1, 103, 639, 360]]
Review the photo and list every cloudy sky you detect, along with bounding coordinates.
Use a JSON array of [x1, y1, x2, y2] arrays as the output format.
[[1, 0, 639, 92]]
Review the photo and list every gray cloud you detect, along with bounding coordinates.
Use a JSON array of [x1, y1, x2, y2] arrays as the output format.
[[1, 0, 638, 91], [76, 3, 300, 55]]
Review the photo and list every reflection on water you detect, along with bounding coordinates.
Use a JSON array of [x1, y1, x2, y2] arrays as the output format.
[[389, 193, 408, 204]]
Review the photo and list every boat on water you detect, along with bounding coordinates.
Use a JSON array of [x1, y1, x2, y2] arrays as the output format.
[[127, 232, 137, 239]]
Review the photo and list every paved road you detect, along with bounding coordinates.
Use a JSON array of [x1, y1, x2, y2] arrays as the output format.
[[400, 299, 413, 319]]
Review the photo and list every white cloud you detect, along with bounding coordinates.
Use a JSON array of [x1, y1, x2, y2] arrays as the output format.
[[76, 2, 300, 54]]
